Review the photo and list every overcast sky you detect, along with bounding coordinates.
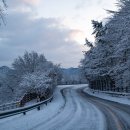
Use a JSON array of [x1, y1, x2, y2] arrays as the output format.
[[0, 0, 117, 68]]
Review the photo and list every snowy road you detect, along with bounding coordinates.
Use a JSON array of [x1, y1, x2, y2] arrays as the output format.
[[80, 90, 130, 130], [0, 85, 130, 130], [37, 88, 105, 130]]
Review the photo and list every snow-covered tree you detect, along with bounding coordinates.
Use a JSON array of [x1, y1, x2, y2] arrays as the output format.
[[5, 51, 62, 101], [0, 66, 14, 104], [81, 0, 130, 91], [0, 0, 7, 25], [17, 72, 52, 99], [12, 51, 47, 75], [85, 38, 93, 48]]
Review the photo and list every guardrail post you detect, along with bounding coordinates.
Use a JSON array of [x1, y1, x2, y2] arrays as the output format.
[[23, 112, 26, 115], [0, 94, 53, 119], [37, 106, 40, 111], [50, 98, 52, 102], [126, 87, 128, 93]]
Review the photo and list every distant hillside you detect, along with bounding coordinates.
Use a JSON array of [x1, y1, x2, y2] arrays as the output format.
[[62, 67, 79, 76], [0, 66, 13, 105], [61, 68, 87, 84], [0, 66, 10, 79]]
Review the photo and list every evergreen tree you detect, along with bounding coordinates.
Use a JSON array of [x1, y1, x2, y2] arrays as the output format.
[[81, 0, 130, 91]]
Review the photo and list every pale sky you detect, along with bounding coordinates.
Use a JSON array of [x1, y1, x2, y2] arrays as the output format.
[[37, 0, 117, 42], [0, 0, 118, 68]]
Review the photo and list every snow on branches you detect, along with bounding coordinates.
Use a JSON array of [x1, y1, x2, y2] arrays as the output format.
[[81, 0, 130, 90], [3, 51, 62, 101], [19, 72, 52, 95]]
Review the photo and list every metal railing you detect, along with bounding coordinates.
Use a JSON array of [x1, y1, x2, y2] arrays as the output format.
[[0, 88, 52, 112], [90, 89, 130, 97], [0, 101, 20, 111], [0, 95, 53, 119]]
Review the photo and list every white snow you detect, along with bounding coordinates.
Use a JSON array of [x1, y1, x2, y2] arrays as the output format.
[[58, 84, 87, 89], [0, 87, 64, 130], [84, 86, 130, 106], [24, 99, 37, 106], [0, 84, 105, 130]]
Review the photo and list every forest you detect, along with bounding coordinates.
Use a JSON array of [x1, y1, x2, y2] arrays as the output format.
[[80, 0, 130, 92]]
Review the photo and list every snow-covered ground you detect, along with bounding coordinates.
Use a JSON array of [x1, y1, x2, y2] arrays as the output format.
[[58, 84, 87, 89], [0, 84, 105, 130], [84, 86, 130, 106], [25, 99, 38, 106]]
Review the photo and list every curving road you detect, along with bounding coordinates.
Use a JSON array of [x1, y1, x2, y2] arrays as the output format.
[[0, 85, 130, 130], [78, 89, 130, 130], [29, 87, 105, 130]]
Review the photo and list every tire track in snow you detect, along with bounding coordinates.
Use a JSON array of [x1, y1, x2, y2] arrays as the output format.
[[0, 85, 106, 130], [35, 87, 105, 130], [29, 88, 68, 130], [0, 88, 66, 130], [81, 89, 130, 130], [35, 88, 78, 130]]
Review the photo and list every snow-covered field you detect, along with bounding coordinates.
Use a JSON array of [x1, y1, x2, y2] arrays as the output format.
[[0, 84, 105, 130], [84, 86, 130, 105]]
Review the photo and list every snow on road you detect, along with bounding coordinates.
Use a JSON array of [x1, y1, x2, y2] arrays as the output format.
[[0, 84, 105, 130], [84, 86, 130, 105], [81, 90, 130, 130], [0, 88, 64, 130]]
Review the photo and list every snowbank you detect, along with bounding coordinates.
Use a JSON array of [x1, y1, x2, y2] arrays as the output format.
[[84, 87, 130, 105]]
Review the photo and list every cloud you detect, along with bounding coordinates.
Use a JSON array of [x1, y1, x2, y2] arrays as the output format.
[[75, 0, 117, 13], [7, 0, 40, 6], [68, 30, 86, 44], [0, 3, 83, 68], [23, 0, 40, 5]]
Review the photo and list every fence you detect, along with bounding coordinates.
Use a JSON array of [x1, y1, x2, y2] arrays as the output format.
[[0, 95, 53, 119], [90, 86, 130, 93], [0, 93, 37, 112], [0, 88, 52, 112], [0, 101, 20, 111], [90, 89, 130, 98]]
